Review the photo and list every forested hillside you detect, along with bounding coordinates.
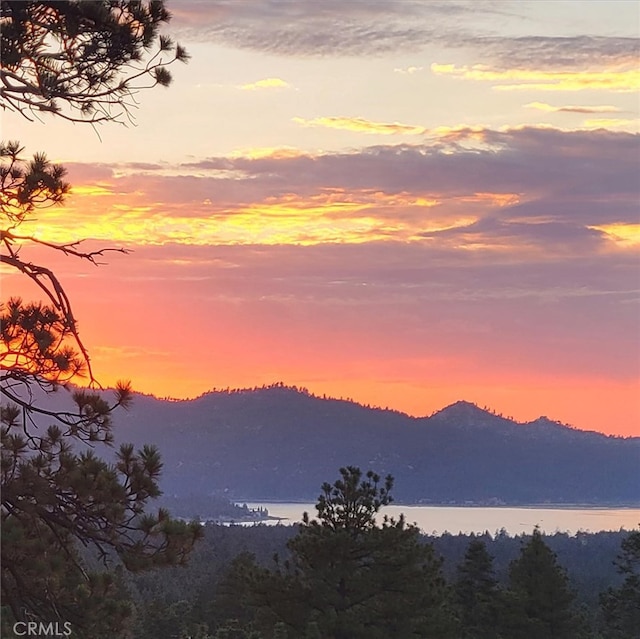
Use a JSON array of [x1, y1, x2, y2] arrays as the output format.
[[25, 384, 639, 505], [104, 385, 639, 505]]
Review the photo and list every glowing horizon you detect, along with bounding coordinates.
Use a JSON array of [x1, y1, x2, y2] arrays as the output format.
[[3, 0, 639, 437]]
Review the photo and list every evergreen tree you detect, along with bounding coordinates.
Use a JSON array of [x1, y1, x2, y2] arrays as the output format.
[[0, 2, 200, 635], [304, 621, 322, 639], [134, 599, 216, 639], [213, 552, 264, 631], [272, 622, 288, 639], [1, 0, 188, 123], [213, 618, 262, 639], [504, 528, 580, 639], [224, 467, 456, 639], [599, 528, 640, 638], [455, 537, 502, 639]]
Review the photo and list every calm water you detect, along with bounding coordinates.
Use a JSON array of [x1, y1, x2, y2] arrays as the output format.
[[242, 502, 640, 535]]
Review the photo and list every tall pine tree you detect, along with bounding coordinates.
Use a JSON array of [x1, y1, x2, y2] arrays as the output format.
[[504, 528, 580, 639], [599, 528, 640, 638], [455, 537, 503, 639], [221, 467, 456, 639]]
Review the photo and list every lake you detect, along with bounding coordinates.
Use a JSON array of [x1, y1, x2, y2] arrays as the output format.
[[241, 502, 640, 535]]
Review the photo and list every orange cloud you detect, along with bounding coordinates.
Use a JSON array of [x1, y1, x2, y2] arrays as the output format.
[[428, 124, 491, 145], [70, 184, 115, 196], [525, 102, 622, 114], [432, 63, 639, 92], [393, 65, 423, 74], [238, 77, 290, 90], [293, 116, 427, 135], [17, 184, 487, 247], [582, 118, 639, 131], [15, 126, 637, 257], [588, 223, 640, 248], [460, 192, 520, 207], [228, 146, 305, 160]]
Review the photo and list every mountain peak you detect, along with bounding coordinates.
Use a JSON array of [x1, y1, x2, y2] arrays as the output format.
[[428, 400, 517, 431], [530, 416, 560, 426], [433, 400, 492, 418], [525, 416, 575, 433], [443, 399, 482, 411]]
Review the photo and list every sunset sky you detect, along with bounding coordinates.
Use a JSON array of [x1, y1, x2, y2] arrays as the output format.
[[3, 0, 639, 436]]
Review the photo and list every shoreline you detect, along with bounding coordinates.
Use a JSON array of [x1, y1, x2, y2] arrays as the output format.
[[236, 501, 640, 510]]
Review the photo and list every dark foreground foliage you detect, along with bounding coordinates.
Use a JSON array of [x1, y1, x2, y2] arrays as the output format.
[[1, 2, 197, 636], [124, 469, 639, 639]]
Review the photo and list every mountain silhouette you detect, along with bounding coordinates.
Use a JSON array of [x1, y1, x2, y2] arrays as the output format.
[[19, 384, 640, 505]]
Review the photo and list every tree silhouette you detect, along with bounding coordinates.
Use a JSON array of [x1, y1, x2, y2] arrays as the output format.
[[503, 528, 580, 639], [223, 467, 456, 639], [454, 537, 502, 639], [1, 0, 188, 123], [600, 528, 640, 638], [0, 2, 200, 635]]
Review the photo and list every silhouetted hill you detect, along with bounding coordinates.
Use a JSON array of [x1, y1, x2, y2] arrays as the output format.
[[19, 385, 640, 505]]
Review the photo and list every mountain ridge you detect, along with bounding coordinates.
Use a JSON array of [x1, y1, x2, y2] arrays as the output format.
[[110, 385, 639, 504], [126, 384, 631, 439], [11, 383, 639, 505]]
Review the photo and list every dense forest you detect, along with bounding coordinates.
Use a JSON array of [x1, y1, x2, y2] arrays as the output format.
[[114, 469, 639, 638], [127, 524, 639, 639]]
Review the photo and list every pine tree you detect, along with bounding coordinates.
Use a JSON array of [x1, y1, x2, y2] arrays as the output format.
[[455, 537, 502, 639], [504, 528, 580, 639], [1, 2, 200, 634], [304, 621, 322, 639], [599, 528, 640, 638], [213, 618, 262, 639], [225, 467, 456, 639], [272, 622, 288, 639], [1, 0, 188, 123]]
